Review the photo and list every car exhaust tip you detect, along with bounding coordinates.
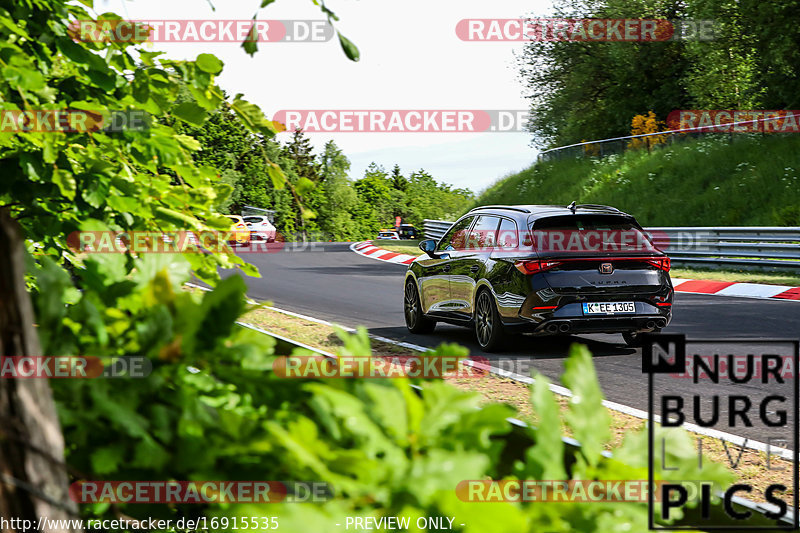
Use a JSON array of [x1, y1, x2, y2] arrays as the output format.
[[546, 323, 559, 334], [646, 320, 656, 330], [558, 322, 571, 333], [656, 318, 667, 329]]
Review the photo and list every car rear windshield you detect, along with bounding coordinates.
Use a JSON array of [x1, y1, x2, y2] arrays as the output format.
[[530, 215, 658, 256]]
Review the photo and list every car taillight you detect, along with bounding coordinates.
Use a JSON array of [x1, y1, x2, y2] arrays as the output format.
[[645, 257, 671, 272], [514, 260, 561, 275], [237, 223, 246, 230]]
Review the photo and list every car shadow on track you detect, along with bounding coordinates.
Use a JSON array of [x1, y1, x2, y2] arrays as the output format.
[[368, 325, 638, 360]]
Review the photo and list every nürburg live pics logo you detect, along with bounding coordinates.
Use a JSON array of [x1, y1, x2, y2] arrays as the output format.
[[644, 334, 799, 530]]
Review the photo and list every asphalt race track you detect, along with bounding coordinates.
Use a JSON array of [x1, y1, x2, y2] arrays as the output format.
[[226, 242, 800, 443]]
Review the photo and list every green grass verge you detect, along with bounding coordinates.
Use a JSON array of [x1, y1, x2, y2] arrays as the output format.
[[369, 239, 424, 255], [475, 134, 800, 227], [670, 267, 800, 286]]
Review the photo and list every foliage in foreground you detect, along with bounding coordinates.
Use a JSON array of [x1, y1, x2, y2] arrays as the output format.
[[1, 1, 734, 531], [45, 263, 733, 532]]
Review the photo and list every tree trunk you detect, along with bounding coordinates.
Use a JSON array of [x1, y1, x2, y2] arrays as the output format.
[[0, 208, 80, 533]]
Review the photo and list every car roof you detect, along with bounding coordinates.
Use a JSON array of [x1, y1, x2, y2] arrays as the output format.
[[467, 204, 634, 221]]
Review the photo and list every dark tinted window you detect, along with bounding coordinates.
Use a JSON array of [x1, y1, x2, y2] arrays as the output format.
[[497, 218, 519, 248], [466, 216, 500, 249], [531, 215, 657, 255], [439, 217, 473, 251]]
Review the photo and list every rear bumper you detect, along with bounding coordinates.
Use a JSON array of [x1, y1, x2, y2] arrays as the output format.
[[507, 314, 669, 335], [502, 286, 673, 335]]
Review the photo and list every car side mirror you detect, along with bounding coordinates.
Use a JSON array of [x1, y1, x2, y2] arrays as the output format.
[[419, 239, 437, 257]]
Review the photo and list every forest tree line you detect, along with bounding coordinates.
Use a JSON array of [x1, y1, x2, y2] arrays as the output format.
[[523, 0, 800, 147], [170, 100, 474, 240]]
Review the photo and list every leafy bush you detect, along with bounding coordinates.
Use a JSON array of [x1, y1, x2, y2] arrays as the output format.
[[48, 262, 733, 531]]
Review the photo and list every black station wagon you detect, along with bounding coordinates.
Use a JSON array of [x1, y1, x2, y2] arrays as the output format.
[[403, 204, 673, 352]]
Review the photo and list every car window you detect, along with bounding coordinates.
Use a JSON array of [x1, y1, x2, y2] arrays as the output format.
[[438, 217, 473, 251], [531, 215, 657, 256], [497, 218, 519, 248], [466, 216, 500, 249], [243, 217, 262, 224]]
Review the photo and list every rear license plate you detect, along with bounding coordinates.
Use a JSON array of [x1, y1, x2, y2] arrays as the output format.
[[582, 302, 635, 315]]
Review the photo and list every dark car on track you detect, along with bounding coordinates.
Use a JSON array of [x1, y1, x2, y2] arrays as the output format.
[[403, 203, 673, 352]]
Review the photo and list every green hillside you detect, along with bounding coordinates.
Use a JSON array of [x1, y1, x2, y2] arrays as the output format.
[[475, 135, 800, 226]]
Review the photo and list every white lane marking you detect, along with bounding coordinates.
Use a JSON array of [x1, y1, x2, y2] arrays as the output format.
[[186, 272, 796, 458]]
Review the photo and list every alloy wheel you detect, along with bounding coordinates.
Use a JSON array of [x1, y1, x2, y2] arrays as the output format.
[[404, 281, 418, 328], [476, 292, 493, 347]]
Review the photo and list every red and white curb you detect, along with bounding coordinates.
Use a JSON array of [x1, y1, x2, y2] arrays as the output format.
[[670, 278, 800, 301], [350, 241, 417, 265], [352, 242, 800, 301]]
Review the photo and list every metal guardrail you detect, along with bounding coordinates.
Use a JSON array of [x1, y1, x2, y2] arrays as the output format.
[[422, 219, 453, 241], [423, 220, 800, 271]]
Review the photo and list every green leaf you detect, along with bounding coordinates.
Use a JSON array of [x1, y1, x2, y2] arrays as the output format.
[[266, 162, 286, 189], [81, 176, 111, 208], [241, 17, 260, 56], [296, 176, 315, 196], [52, 169, 77, 200], [191, 275, 248, 348], [230, 94, 276, 136], [242, 38, 258, 56], [2, 64, 45, 91], [525, 373, 567, 479], [261, 0, 275, 6], [153, 206, 202, 230], [561, 343, 611, 467], [175, 134, 202, 151], [90, 445, 125, 475], [195, 53, 224, 75], [337, 32, 360, 61], [132, 72, 151, 103], [172, 102, 208, 126], [85, 68, 117, 92]]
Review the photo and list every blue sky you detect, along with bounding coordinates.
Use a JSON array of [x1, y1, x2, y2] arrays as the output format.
[[99, 0, 552, 193]]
